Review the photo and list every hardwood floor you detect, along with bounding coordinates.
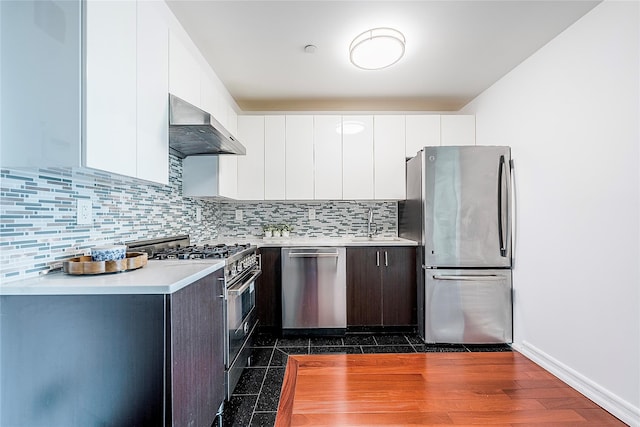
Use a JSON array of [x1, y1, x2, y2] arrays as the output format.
[[275, 352, 624, 426]]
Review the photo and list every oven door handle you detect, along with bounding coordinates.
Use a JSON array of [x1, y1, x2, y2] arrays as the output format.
[[227, 270, 262, 295]]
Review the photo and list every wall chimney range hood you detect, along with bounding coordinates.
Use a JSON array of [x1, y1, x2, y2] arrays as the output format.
[[169, 94, 246, 158]]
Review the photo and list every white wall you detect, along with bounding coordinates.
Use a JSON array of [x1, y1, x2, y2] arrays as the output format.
[[462, 1, 639, 424]]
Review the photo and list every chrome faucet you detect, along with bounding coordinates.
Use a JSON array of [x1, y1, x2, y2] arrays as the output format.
[[367, 207, 375, 238]]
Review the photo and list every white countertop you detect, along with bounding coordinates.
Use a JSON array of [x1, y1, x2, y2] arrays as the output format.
[[208, 236, 418, 248], [0, 259, 225, 296], [1, 237, 416, 296]]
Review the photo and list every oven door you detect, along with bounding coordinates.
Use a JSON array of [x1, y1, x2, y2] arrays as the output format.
[[226, 271, 260, 367]]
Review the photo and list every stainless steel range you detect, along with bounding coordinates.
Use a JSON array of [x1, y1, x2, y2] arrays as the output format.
[[126, 235, 262, 399]]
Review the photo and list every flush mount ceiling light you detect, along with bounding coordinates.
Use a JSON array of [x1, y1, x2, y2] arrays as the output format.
[[349, 27, 406, 70]]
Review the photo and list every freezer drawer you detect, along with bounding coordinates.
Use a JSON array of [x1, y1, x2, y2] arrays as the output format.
[[425, 269, 512, 344]]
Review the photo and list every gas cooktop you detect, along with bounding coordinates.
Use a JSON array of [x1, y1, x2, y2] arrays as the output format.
[[151, 243, 252, 260], [126, 235, 255, 263]]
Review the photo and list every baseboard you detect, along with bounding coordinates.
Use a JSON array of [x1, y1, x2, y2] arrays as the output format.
[[513, 341, 640, 426]]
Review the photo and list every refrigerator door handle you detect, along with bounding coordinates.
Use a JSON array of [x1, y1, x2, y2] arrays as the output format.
[[497, 155, 507, 257], [509, 158, 516, 267], [433, 274, 503, 282]]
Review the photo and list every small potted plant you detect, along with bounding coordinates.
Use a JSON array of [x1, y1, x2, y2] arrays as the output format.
[[262, 225, 273, 238], [281, 224, 293, 238], [272, 225, 282, 238]]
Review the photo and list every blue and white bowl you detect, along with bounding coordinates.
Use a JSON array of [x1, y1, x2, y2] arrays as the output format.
[[91, 245, 127, 262]]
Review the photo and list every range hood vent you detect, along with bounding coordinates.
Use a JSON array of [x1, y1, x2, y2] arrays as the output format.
[[169, 94, 246, 158]]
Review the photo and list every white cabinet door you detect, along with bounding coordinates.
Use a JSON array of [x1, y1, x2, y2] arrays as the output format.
[[214, 99, 239, 200], [264, 116, 286, 200], [182, 156, 220, 197], [441, 115, 476, 146], [218, 156, 238, 199], [374, 115, 406, 200], [314, 115, 342, 200], [1, 0, 82, 167], [285, 116, 314, 200], [169, 31, 200, 107], [136, 1, 168, 185], [182, 155, 236, 199], [406, 115, 440, 157], [200, 72, 219, 119], [85, 0, 137, 177], [237, 116, 265, 200], [227, 106, 238, 137], [342, 116, 374, 200], [201, 72, 229, 129]]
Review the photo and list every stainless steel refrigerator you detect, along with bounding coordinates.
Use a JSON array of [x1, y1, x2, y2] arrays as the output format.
[[399, 146, 514, 344]]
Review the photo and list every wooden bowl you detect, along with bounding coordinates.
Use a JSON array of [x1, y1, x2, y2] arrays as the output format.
[[63, 252, 148, 275]]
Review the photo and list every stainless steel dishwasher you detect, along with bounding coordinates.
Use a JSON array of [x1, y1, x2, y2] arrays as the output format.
[[281, 247, 346, 332]]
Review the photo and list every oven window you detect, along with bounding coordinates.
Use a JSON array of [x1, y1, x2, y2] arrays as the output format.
[[241, 281, 255, 320]]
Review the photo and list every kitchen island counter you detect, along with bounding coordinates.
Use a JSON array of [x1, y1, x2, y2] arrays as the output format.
[[0, 259, 225, 295]]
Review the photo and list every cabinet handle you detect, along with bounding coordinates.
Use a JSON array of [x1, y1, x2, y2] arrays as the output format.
[[384, 251, 388, 267], [217, 277, 226, 299], [376, 251, 380, 267]]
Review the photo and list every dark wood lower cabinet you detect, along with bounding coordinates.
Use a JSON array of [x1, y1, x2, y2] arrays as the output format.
[[256, 247, 282, 332], [347, 246, 417, 328], [169, 270, 225, 427], [347, 247, 383, 326], [0, 270, 225, 427]]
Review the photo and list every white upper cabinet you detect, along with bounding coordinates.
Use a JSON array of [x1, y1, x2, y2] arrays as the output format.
[[169, 32, 200, 107], [1, 0, 82, 167], [2, 0, 169, 184], [136, 1, 169, 185], [182, 112, 473, 200], [85, 0, 169, 185], [374, 115, 406, 200], [202, 70, 238, 137], [264, 116, 286, 200], [183, 155, 221, 197], [85, 0, 138, 178], [200, 72, 220, 121], [218, 156, 238, 199], [285, 116, 315, 200], [441, 115, 476, 146], [405, 115, 441, 158], [314, 115, 343, 200], [237, 116, 265, 200], [182, 155, 237, 199], [342, 116, 374, 200], [226, 106, 238, 137]]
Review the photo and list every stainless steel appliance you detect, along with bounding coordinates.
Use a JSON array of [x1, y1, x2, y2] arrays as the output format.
[[169, 94, 246, 157], [223, 248, 261, 398], [281, 247, 346, 333], [399, 146, 514, 344], [126, 235, 261, 398]]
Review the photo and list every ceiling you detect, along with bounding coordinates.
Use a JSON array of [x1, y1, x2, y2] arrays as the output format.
[[166, 0, 600, 112]]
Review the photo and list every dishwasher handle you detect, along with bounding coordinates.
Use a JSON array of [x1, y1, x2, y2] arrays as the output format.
[[432, 274, 504, 282], [288, 251, 340, 258]]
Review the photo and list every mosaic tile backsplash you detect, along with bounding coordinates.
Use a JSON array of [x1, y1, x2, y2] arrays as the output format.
[[1, 155, 397, 283], [216, 200, 396, 239]]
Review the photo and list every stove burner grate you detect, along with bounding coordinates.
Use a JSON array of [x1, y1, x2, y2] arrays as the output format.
[[152, 243, 250, 260]]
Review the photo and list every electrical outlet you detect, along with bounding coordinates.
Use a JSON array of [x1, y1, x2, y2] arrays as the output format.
[[308, 208, 316, 220], [77, 199, 92, 225], [235, 209, 243, 221], [196, 206, 202, 222]]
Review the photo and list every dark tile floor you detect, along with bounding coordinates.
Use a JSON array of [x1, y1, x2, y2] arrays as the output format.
[[218, 332, 511, 426]]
